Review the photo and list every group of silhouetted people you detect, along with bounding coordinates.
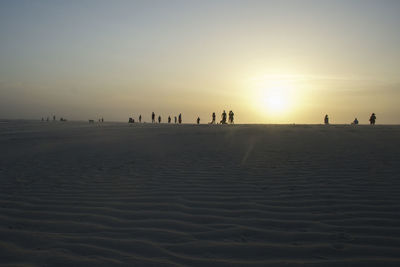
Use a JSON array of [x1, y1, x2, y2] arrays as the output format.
[[208, 110, 234, 124], [128, 110, 235, 125], [324, 113, 377, 125], [146, 112, 182, 124]]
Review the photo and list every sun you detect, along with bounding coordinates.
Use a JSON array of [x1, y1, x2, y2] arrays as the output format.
[[257, 82, 293, 115], [264, 91, 287, 113]]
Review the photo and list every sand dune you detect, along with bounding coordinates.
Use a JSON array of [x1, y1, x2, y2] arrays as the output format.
[[1, 121, 400, 266]]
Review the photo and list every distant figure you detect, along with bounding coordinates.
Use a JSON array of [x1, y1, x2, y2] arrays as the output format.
[[178, 113, 182, 124], [220, 110, 227, 124], [101, 117, 104, 123], [139, 115, 142, 123], [324, 114, 329, 125], [211, 112, 216, 124], [229, 110, 234, 124], [53, 115, 56, 121], [352, 118, 359, 125], [152, 112, 155, 123], [197, 117, 200, 124], [158, 115, 161, 123], [168, 116, 171, 123], [369, 113, 376, 125], [129, 118, 134, 123], [174, 116, 177, 124]]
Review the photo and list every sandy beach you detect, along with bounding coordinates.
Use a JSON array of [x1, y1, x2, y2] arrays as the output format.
[[1, 121, 400, 266]]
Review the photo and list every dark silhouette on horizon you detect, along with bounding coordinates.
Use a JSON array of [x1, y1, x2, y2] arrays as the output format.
[[158, 115, 161, 123], [370, 113, 376, 125], [352, 118, 359, 125], [229, 110, 234, 124], [152, 112, 155, 123], [324, 114, 329, 125], [197, 117, 200, 124], [139, 115, 142, 123], [220, 110, 227, 124], [168, 116, 171, 123], [174, 116, 177, 124], [178, 113, 182, 124], [210, 112, 216, 124]]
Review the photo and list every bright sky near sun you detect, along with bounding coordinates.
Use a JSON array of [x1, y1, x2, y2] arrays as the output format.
[[1, 0, 400, 123]]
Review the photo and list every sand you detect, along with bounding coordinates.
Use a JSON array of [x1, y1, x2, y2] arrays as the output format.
[[0, 121, 400, 266]]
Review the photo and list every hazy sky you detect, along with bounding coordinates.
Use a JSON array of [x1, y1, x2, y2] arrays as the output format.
[[1, 0, 400, 123]]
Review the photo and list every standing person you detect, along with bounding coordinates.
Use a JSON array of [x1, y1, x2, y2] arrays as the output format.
[[324, 114, 329, 125], [168, 116, 171, 123], [152, 112, 155, 123], [174, 116, 177, 124], [229, 110, 234, 124], [139, 115, 142, 123], [178, 113, 182, 124], [158, 115, 161, 123], [221, 110, 227, 124], [53, 115, 56, 121], [197, 117, 200, 124], [369, 113, 376, 125], [101, 117, 104, 123], [211, 112, 216, 124]]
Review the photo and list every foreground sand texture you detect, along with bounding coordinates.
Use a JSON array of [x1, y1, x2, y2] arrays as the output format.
[[1, 122, 400, 266]]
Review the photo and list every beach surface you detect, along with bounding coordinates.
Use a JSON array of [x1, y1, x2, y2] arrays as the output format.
[[1, 121, 400, 266]]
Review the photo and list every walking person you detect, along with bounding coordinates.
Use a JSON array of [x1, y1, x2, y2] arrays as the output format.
[[369, 113, 376, 125], [178, 113, 182, 124], [168, 116, 171, 123], [158, 115, 161, 123], [139, 115, 142, 123], [197, 117, 200, 124], [210, 112, 216, 124], [174, 116, 177, 124], [221, 110, 227, 124], [152, 112, 155, 123]]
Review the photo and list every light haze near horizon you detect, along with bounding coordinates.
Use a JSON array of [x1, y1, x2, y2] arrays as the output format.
[[1, 0, 400, 124]]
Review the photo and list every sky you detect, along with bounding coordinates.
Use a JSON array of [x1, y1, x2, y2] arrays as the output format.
[[1, 0, 400, 124]]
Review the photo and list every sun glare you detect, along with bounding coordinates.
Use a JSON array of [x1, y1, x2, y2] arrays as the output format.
[[252, 75, 296, 116]]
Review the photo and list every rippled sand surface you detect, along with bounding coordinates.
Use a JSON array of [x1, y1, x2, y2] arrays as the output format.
[[1, 121, 400, 266]]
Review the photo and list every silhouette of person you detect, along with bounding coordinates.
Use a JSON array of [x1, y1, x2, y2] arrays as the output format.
[[178, 113, 182, 124], [352, 118, 359, 125], [221, 110, 227, 124], [158, 115, 161, 123], [369, 113, 376, 125], [229, 110, 234, 124], [211, 112, 216, 124], [152, 112, 155, 123], [168, 116, 171, 123], [174, 116, 177, 124], [101, 117, 104, 123], [139, 115, 142, 123], [53, 115, 56, 121], [324, 114, 329, 125], [197, 117, 200, 124]]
